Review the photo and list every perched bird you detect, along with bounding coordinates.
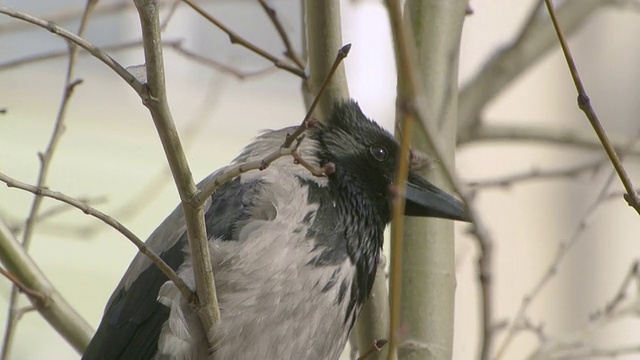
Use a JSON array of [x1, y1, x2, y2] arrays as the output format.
[[83, 100, 469, 360]]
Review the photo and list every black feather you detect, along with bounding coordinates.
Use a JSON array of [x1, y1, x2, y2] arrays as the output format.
[[83, 177, 263, 359]]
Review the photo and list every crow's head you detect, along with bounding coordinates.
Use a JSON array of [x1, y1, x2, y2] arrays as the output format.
[[314, 100, 469, 224]]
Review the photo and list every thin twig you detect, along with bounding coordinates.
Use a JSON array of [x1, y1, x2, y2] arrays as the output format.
[[0, 267, 47, 302], [1, 2, 96, 356], [195, 135, 335, 207], [543, 0, 640, 213], [590, 260, 640, 322], [257, 0, 306, 70], [0, 171, 193, 302], [0, 39, 182, 71], [160, 0, 181, 30], [494, 170, 618, 359], [195, 44, 350, 205], [385, 1, 493, 358], [461, 122, 640, 157], [358, 339, 389, 360], [76, 75, 228, 237], [181, 0, 306, 79], [527, 262, 640, 360], [0, 5, 144, 94], [167, 42, 278, 80], [467, 158, 608, 190], [8, 196, 108, 234], [284, 44, 351, 148], [458, 0, 604, 141]]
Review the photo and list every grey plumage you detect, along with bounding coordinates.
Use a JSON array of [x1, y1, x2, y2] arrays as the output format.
[[82, 101, 468, 360]]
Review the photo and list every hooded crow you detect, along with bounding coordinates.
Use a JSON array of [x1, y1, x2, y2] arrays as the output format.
[[82, 100, 469, 360]]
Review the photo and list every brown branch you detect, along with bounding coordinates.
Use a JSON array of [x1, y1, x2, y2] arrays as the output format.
[[1, 1, 96, 357], [0, 171, 193, 302], [0, 5, 144, 94], [257, 0, 306, 70], [195, 44, 350, 206], [134, 0, 219, 348], [195, 135, 335, 208], [181, 0, 306, 79], [383, 2, 418, 358], [284, 44, 351, 148], [543, 0, 640, 213]]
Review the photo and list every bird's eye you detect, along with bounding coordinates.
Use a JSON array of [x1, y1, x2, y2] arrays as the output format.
[[369, 146, 389, 162]]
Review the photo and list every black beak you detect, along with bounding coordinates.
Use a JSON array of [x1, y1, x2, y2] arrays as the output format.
[[403, 172, 470, 222]]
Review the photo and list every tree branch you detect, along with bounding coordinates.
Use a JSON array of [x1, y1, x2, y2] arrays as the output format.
[[303, 0, 350, 121], [0, 171, 192, 301], [181, 0, 306, 79], [0, 39, 181, 72], [543, 0, 640, 213], [0, 217, 93, 354], [0, 5, 144, 94], [133, 0, 220, 349], [1, 1, 96, 356], [467, 157, 608, 190], [460, 122, 640, 156], [458, 0, 603, 141], [494, 170, 618, 359], [257, 0, 306, 70]]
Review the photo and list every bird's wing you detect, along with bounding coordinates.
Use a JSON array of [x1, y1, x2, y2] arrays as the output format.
[[82, 174, 265, 360]]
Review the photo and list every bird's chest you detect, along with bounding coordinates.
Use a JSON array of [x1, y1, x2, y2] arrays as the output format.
[[208, 181, 363, 359]]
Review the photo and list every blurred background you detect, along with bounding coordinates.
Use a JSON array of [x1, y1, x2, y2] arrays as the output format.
[[1, 0, 640, 358]]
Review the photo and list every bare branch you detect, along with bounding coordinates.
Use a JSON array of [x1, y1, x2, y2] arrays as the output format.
[[1, 2, 97, 356], [543, 0, 640, 213], [358, 339, 389, 360], [167, 42, 278, 80], [134, 0, 220, 348], [526, 260, 640, 359], [0, 39, 182, 72], [0, 5, 144, 94], [303, 0, 350, 118], [384, 1, 425, 358], [386, 1, 493, 358], [590, 260, 640, 323], [460, 122, 640, 156], [257, 0, 306, 70], [0, 171, 193, 301], [181, 0, 306, 79], [284, 44, 351, 148], [0, 218, 93, 354], [494, 170, 619, 359], [0, 267, 47, 301], [458, 0, 604, 141], [467, 158, 608, 190], [195, 44, 350, 205]]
